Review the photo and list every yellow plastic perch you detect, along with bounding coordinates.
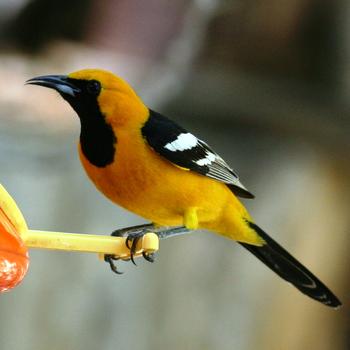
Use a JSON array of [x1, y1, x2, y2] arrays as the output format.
[[25, 230, 159, 260], [0, 183, 159, 260]]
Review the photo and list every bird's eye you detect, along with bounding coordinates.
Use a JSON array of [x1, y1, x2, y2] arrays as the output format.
[[86, 80, 101, 95]]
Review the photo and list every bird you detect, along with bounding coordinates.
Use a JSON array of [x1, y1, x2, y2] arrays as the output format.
[[26, 69, 341, 308]]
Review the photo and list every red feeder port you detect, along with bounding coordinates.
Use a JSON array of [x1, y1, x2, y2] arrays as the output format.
[[0, 208, 29, 292]]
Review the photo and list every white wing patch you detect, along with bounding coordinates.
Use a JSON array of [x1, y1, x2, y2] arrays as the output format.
[[195, 152, 216, 166], [164, 133, 198, 152]]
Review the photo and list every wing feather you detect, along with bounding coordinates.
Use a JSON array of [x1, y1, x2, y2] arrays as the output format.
[[142, 110, 254, 198]]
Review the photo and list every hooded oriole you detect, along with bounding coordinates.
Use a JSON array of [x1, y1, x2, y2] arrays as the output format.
[[27, 69, 341, 308]]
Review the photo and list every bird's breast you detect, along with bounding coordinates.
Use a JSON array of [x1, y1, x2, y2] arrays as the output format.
[[78, 132, 184, 224], [78, 131, 240, 227]]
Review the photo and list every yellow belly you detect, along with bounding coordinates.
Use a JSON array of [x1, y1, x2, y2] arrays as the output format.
[[78, 132, 261, 245]]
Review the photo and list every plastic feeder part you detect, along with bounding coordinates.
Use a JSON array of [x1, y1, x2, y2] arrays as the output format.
[[0, 206, 29, 292], [0, 183, 160, 292]]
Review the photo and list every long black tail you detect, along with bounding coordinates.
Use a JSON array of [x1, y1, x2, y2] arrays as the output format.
[[239, 221, 341, 308]]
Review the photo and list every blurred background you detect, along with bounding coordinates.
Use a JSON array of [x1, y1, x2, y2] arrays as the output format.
[[0, 0, 349, 349]]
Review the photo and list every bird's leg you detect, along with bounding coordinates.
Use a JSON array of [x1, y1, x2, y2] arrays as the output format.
[[155, 226, 190, 239], [111, 223, 155, 238], [105, 223, 192, 274]]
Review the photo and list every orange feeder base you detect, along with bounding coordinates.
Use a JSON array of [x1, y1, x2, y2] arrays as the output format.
[[0, 207, 29, 292]]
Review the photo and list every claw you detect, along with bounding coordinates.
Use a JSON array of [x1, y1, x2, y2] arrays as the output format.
[[130, 236, 141, 265], [125, 235, 133, 249], [142, 251, 155, 263], [104, 255, 123, 275]]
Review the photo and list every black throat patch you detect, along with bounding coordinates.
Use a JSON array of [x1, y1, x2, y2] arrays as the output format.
[[63, 79, 116, 168], [80, 112, 116, 168]]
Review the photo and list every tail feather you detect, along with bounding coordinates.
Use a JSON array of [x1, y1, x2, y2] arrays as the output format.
[[240, 221, 341, 308]]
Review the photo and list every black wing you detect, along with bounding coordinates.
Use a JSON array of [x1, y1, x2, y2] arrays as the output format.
[[141, 110, 254, 198]]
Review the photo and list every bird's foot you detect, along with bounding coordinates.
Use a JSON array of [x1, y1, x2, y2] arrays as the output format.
[[123, 228, 156, 265], [105, 223, 156, 274]]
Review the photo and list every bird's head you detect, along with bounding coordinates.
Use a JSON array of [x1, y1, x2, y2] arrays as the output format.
[[26, 69, 148, 129]]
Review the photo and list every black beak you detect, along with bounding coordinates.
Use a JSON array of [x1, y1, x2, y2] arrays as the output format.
[[26, 75, 80, 97]]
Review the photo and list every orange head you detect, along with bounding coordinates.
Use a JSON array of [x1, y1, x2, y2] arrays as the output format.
[[27, 69, 149, 167], [26, 68, 148, 130]]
